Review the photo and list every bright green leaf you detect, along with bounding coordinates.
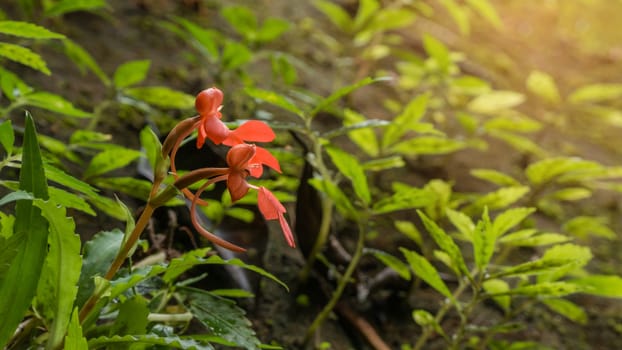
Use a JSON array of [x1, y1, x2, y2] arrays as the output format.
[[110, 295, 150, 338], [0, 42, 50, 75], [417, 210, 468, 276], [482, 279, 510, 312], [526, 70, 560, 104], [326, 146, 370, 204], [569, 275, 622, 298], [391, 136, 465, 156], [468, 91, 525, 114], [44, 0, 108, 17], [569, 83, 622, 104], [22, 91, 91, 117], [311, 76, 382, 118], [563, 216, 616, 240], [472, 209, 495, 270], [466, 0, 502, 28], [541, 298, 587, 324], [526, 157, 600, 185], [470, 186, 530, 211], [64, 308, 88, 350], [84, 148, 142, 179], [500, 282, 583, 297], [400, 248, 452, 299], [245, 87, 304, 118], [309, 178, 357, 219], [369, 249, 411, 280], [48, 186, 95, 216], [0, 120, 14, 155], [394, 220, 423, 247], [446, 208, 475, 241], [113, 59, 151, 89], [313, 0, 353, 32], [125, 86, 194, 109], [470, 168, 520, 187], [0, 20, 65, 39], [491, 207, 535, 238], [383, 93, 429, 148]]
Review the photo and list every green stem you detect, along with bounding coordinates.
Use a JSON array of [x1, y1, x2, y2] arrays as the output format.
[[304, 219, 367, 343]]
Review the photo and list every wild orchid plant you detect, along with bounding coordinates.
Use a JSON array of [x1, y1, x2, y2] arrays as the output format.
[[79, 87, 294, 321]]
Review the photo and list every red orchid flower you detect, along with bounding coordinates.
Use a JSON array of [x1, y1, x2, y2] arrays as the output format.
[[180, 143, 295, 251]]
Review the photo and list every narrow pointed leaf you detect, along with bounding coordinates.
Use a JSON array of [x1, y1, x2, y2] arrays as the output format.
[[417, 210, 468, 276], [65, 308, 88, 349], [0, 42, 50, 75], [326, 145, 370, 204], [400, 248, 452, 298], [0, 20, 65, 39]]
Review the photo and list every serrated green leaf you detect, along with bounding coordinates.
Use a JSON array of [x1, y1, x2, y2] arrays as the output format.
[[65, 308, 88, 350], [382, 93, 429, 148], [44, 163, 99, 198], [482, 279, 510, 312], [22, 91, 91, 117], [552, 187, 592, 201], [76, 230, 123, 307], [400, 248, 452, 298], [468, 91, 525, 114], [0, 113, 49, 347], [44, 0, 108, 17], [84, 148, 142, 179], [369, 249, 410, 280], [0, 42, 50, 75], [244, 87, 304, 118], [184, 288, 261, 350], [203, 255, 288, 291], [313, 0, 353, 32], [63, 38, 110, 85], [125, 86, 194, 109], [569, 275, 622, 298], [417, 210, 468, 276], [113, 59, 151, 89], [526, 157, 600, 185], [541, 298, 586, 324], [310, 76, 381, 118], [526, 70, 560, 104], [446, 208, 475, 241], [88, 334, 214, 350], [472, 209, 494, 270], [163, 247, 211, 283], [326, 146, 370, 204], [0, 20, 65, 39], [470, 186, 529, 211], [34, 201, 82, 349], [568, 83, 622, 104], [491, 207, 535, 238], [494, 244, 591, 279], [48, 186, 95, 215], [470, 168, 520, 186], [87, 194, 127, 220], [0, 67, 33, 100]]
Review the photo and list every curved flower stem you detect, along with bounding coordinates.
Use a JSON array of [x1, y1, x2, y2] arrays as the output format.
[[304, 219, 367, 343]]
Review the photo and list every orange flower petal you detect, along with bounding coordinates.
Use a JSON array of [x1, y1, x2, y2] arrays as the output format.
[[195, 87, 223, 115], [222, 120, 275, 146]]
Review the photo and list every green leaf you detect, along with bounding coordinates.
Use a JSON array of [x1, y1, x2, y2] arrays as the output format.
[[526, 70, 560, 104], [113, 59, 151, 89], [472, 209, 495, 270], [526, 157, 600, 185], [569, 275, 622, 298], [163, 247, 211, 283], [171, 17, 220, 59], [210, 289, 255, 298], [0, 67, 33, 100], [499, 231, 570, 247], [372, 186, 434, 214], [353, 0, 380, 31], [488, 130, 545, 156], [383, 93, 429, 148], [470, 168, 520, 186], [326, 146, 370, 204], [109, 265, 167, 299], [394, 220, 423, 247], [65, 308, 88, 350], [140, 126, 162, 173], [110, 295, 150, 341], [63, 38, 110, 85], [470, 186, 530, 211], [446, 208, 475, 241], [541, 299, 586, 324], [423, 34, 451, 73], [482, 279, 510, 312], [34, 201, 82, 350], [363, 156, 405, 171], [417, 210, 468, 276], [568, 83, 622, 104], [221, 40, 252, 70], [552, 187, 592, 201], [84, 148, 142, 179], [0, 113, 49, 347], [221, 5, 257, 37], [44, 163, 99, 198], [125, 86, 194, 109], [484, 115, 542, 133], [342, 109, 379, 156], [494, 244, 591, 279], [88, 334, 214, 350], [0, 42, 50, 75], [400, 248, 452, 298], [438, 0, 469, 35], [183, 288, 261, 350], [310, 76, 381, 118], [391, 136, 465, 156], [0, 190, 33, 207], [76, 230, 123, 307], [466, 0, 502, 28], [87, 194, 127, 220], [0, 20, 65, 39], [244, 87, 304, 118], [499, 282, 583, 297], [22, 91, 92, 117], [468, 91, 525, 114], [257, 18, 289, 43], [44, 0, 108, 17], [0, 120, 14, 155], [563, 216, 616, 239], [369, 249, 410, 280], [412, 309, 446, 338], [48, 186, 96, 215], [203, 255, 288, 291], [313, 0, 353, 32], [309, 178, 357, 219], [93, 176, 155, 202], [491, 207, 535, 238]]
